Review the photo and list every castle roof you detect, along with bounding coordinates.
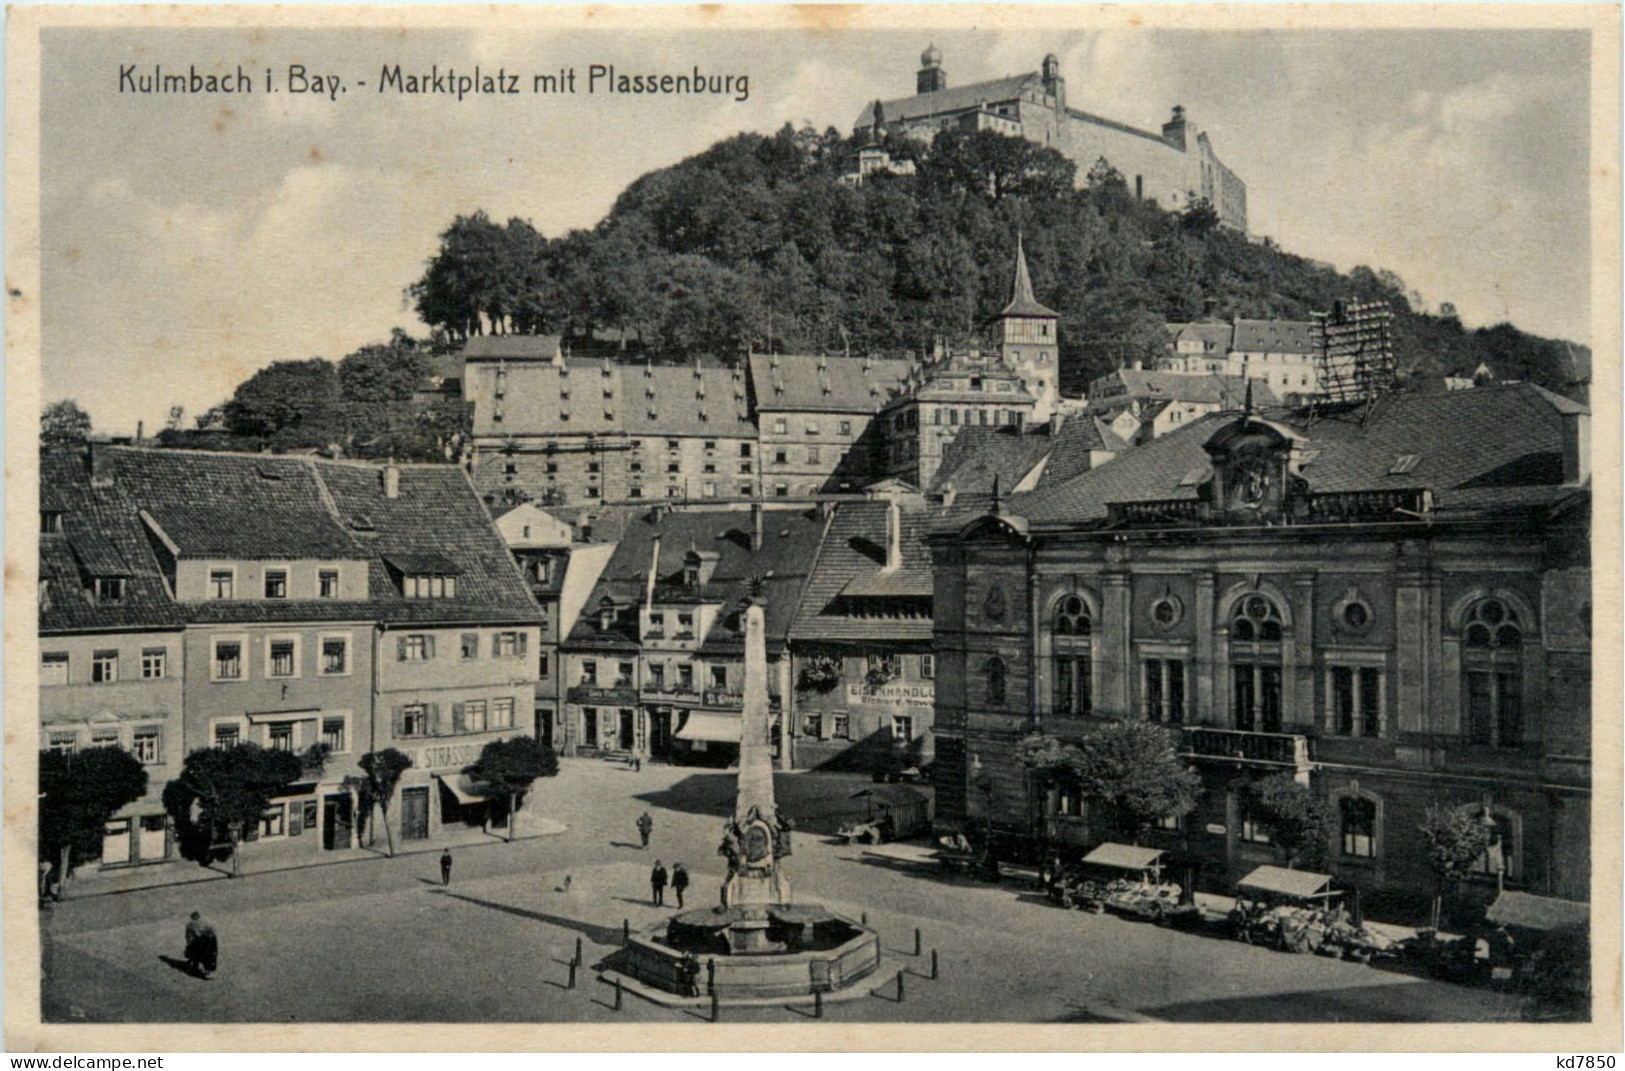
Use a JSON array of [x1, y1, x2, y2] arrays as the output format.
[[855, 74, 1039, 128], [747, 353, 916, 414], [1000, 237, 1058, 319]]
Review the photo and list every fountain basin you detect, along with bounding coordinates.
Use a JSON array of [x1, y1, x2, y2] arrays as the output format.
[[618, 905, 881, 1001]]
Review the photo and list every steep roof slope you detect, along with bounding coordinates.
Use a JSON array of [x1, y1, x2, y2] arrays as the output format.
[[748, 354, 915, 414], [791, 500, 934, 643]]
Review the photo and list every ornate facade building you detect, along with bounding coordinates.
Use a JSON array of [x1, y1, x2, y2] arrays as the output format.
[[928, 384, 1590, 917], [857, 47, 1248, 231]]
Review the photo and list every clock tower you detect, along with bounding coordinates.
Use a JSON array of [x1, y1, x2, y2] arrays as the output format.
[[998, 236, 1060, 421]]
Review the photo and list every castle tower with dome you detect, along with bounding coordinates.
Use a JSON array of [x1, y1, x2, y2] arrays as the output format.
[[857, 47, 1248, 232]]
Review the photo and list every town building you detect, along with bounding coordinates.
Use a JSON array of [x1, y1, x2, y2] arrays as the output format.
[[927, 384, 1591, 917], [927, 409, 1130, 501], [787, 498, 938, 772], [559, 504, 826, 764], [1085, 367, 1277, 443], [839, 145, 919, 186], [43, 447, 542, 868], [857, 48, 1247, 231], [463, 337, 758, 507], [1159, 319, 1319, 397], [747, 352, 915, 497]]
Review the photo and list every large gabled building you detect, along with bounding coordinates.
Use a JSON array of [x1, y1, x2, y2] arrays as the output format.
[[928, 384, 1591, 920]]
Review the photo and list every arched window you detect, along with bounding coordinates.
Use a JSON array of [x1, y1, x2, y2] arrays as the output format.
[[1052, 595, 1092, 716], [985, 656, 1007, 707], [1461, 598, 1523, 748], [1230, 594, 1285, 732]]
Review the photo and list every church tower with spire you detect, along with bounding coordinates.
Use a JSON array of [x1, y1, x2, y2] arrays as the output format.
[[998, 236, 1060, 421]]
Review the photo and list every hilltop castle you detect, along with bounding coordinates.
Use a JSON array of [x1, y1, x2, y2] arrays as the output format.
[[856, 46, 1247, 232]]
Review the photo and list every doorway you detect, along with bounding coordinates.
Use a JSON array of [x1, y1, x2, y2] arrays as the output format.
[[322, 793, 353, 850], [649, 709, 673, 761], [618, 709, 636, 751], [400, 786, 430, 841]]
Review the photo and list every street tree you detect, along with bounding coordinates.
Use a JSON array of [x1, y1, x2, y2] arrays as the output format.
[[464, 736, 559, 842], [1070, 721, 1200, 844], [358, 748, 414, 857], [41, 400, 93, 453], [1247, 773, 1337, 870], [162, 743, 304, 877], [38, 746, 148, 899], [1418, 803, 1492, 932]]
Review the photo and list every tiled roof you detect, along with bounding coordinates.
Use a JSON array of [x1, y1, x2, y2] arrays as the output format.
[[1165, 323, 1234, 352], [747, 354, 916, 414], [856, 74, 1038, 127], [1090, 370, 1276, 409], [1037, 417, 1132, 489], [43, 448, 538, 631], [1018, 384, 1581, 526], [563, 506, 828, 655], [1232, 319, 1315, 354], [791, 501, 934, 643], [930, 415, 1132, 496], [470, 355, 756, 440], [462, 335, 565, 361]]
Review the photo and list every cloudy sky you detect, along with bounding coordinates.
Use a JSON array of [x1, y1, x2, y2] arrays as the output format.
[[40, 22, 1592, 435]]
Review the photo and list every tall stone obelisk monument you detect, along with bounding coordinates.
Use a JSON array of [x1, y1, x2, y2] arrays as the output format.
[[720, 598, 790, 947]]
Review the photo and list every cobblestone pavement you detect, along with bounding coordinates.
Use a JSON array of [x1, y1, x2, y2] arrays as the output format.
[[42, 759, 1527, 1024]]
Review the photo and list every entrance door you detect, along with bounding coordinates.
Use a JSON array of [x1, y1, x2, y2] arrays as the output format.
[[618, 709, 636, 751], [322, 794, 353, 850], [583, 708, 598, 751], [400, 787, 430, 841], [137, 815, 168, 861], [539, 704, 554, 750], [649, 709, 672, 760]]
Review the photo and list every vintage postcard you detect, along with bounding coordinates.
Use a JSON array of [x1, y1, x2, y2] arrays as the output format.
[[5, 3, 1620, 1053]]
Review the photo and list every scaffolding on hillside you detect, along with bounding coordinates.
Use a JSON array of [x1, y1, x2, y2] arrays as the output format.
[[1311, 300, 1397, 404]]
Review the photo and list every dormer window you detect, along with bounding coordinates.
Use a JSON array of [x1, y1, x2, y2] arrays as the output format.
[[41, 510, 63, 535], [405, 574, 457, 599], [684, 563, 700, 587], [386, 554, 460, 599], [598, 599, 615, 631], [93, 577, 126, 604]]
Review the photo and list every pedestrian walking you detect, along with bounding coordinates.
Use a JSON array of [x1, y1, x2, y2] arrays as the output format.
[[184, 911, 218, 979], [651, 860, 669, 906], [671, 862, 690, 908], [636, 811, 653, 849], [440, 849, 453, 886]]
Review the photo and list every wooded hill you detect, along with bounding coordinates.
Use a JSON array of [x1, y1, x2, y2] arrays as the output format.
[[408, 125, 1590, 399]]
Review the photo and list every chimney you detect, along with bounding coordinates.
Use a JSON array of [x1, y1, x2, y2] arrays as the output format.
[[1203, 296, 1218, 319], [135, 420, 144, 444], [383, 460, 400, 499], [883, 498, 903, 572], [1051, 409, 1066, 437], [1162, 104, 1188, 151], [941, 483, 958, 508], [1562, 408, 1591, 485], [751, 503, 764, 551], [645, 535, 662, 611], [87, 444, 116, 488]]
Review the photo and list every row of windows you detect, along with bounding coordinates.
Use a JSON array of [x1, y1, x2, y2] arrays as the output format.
[[396, 631, 529, 662], [46, 724, 164, 764], [208, 566, 343, 601], [41, 647, 168, 686], [209, 635, 351, 682], [801, 711, 915, 742], [768, 418, 854, 438], [212, 715, 349, 754], [393, 699, 517, 737]]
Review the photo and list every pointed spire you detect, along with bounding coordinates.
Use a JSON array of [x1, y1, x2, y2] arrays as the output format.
[[999, 234, 1059, 319], [1243, 379, 1256, 417], [990, 472, 1004, 514]]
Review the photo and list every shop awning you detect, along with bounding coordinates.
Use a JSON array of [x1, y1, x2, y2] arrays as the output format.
[[1485, 891, 1589, 933], [436, 774, 491, 805], [245, 709, 320, 724], [1238, 865, 1337, 900], [675, 712, 741, 743], [1081, 843, 1166, 871]]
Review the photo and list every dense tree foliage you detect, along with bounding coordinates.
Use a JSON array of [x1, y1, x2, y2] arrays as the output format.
[[163, 743, 304, 876], [1418, 804, 1493, 931], [41, 399, 93, 452], [1247, 773, 1337, 870], [464, 736, 559, 842], [1020, 723, 1199, 845], [39, 746, 148, 896], [404, 125, 1587, 397]]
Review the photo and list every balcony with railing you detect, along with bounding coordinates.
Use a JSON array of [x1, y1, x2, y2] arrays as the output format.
[[1108, 498, 1208, 525], [1299, 488, 1432, 523], [642, 681, 702, 703], [1181, 726, 1310, 768]]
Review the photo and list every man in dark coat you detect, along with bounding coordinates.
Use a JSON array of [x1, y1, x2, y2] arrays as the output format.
[[636, 811, 653, 849], [185, 911, 218, 979], [440, 849, 453, 886], [650, 860, 668, 906], [671, 862, 690, 908]]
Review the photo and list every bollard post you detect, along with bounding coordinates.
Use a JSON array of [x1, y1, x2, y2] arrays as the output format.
[[861, 911, 868, 926], [711, 991, 720, 1022], [931, 949, 939, 980], [914, 927, 922, 956], [568, 961, 577, 990], [814, 989, 823, 1019], [623, 918, 631, 944], [707, 958, 716, 996], [575, 936, 584, 966], [614, 977, 623, 1011], [895, 971, 905, 1002]]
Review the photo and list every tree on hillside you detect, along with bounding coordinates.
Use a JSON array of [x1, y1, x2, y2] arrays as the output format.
[[163, 744, 304, 877], [1418, 804, 1493, 932], [358, 749, 414, 858], [1246, 774, 1337, 870], [41, 400, 92, 453], [223, 358, 342, 447], [464, 736, 558, 842], [1070, 721, 1200, 844], [923, 128, 1076, 204], [39, 746, 148, 899]]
